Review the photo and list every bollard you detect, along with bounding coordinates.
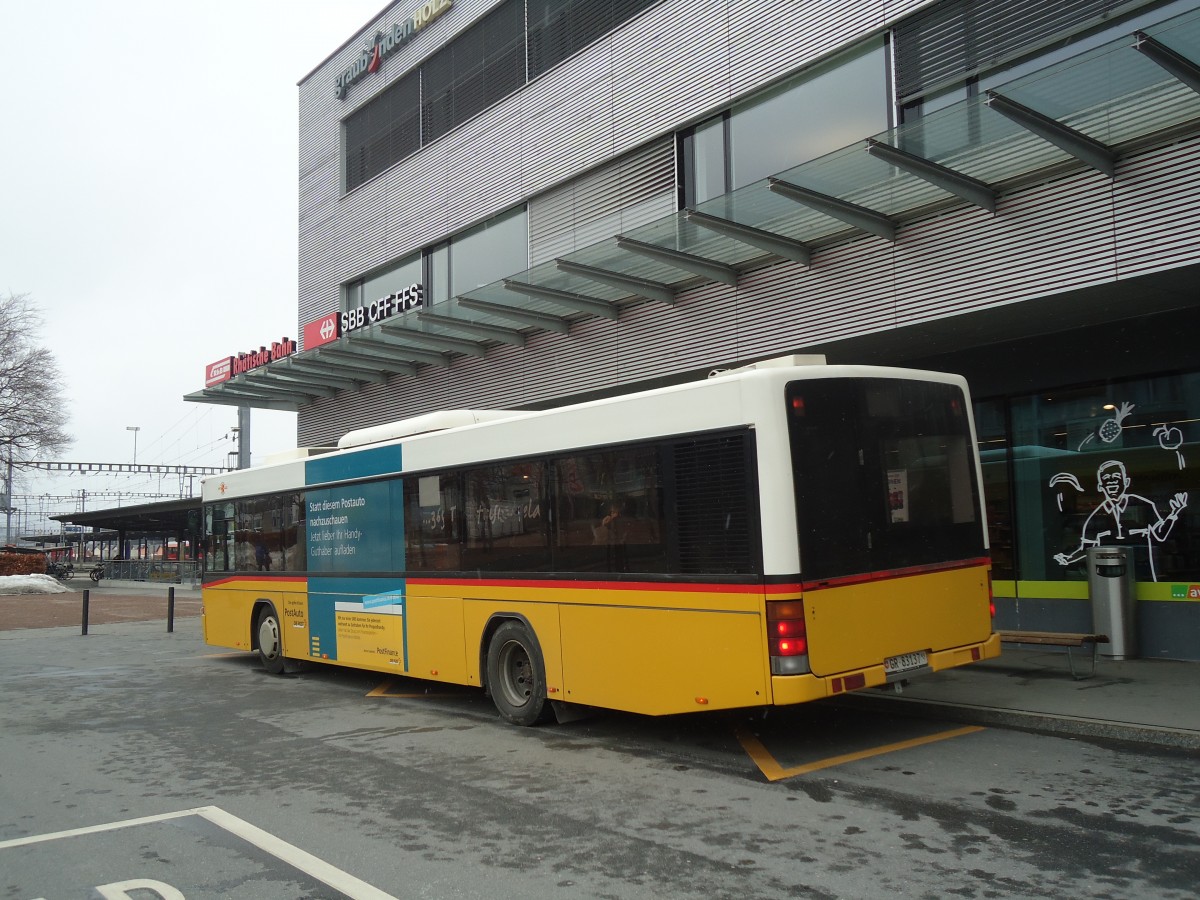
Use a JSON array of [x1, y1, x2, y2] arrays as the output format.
[[82, 589, 90, 636], [168, 586, 175, 634]]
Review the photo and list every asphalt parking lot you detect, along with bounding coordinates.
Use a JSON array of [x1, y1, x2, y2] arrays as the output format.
[[3, 589, 1198, 899]]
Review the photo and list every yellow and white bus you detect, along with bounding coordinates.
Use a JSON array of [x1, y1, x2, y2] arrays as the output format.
[[201, 357, 999, 725]]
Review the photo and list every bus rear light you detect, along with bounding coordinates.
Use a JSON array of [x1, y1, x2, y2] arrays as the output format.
[[773, 618, 804, 638], [767, 599, 809, 670], [770, 636, 808, 656], [769, 600, 803, 619]]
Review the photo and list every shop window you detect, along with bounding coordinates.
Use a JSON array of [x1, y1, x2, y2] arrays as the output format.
[[1009, 374, 1199, 584], [975, 398, 1014, 580]]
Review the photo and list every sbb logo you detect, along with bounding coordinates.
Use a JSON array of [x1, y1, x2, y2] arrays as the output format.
[[302, 314, 341, 350]]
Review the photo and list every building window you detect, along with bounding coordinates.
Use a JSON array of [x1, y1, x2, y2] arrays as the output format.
[[896, 0, 1195, 123], [527, 0, 659, 80], [343, 70, 421, 192], [681, 114, 729, 208], [343, 0, 664, 195], [679, 39, 889, 204], [344, 252, 422, 311], [344, 207, 526, 309], [448, 207, 528, 299], [421, 0, 526, 145], [729, 40, 888, 189]]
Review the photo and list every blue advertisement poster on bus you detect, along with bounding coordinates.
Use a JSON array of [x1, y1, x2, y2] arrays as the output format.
[[306, 480, 402, 572], [304, 475, 408, 669]]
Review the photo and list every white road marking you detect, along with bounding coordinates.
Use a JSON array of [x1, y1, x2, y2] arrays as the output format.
[[0, 805, 398, 900]]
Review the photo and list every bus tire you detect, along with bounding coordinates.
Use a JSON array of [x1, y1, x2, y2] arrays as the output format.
[[486, 620, 552, 726], [255, 605, 286, 676]]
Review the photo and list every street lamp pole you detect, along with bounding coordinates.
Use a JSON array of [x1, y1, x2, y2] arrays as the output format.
[[126, 426, 141, 467]]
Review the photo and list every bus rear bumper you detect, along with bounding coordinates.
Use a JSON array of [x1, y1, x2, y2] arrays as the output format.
[[770, 632, 1002, 706]]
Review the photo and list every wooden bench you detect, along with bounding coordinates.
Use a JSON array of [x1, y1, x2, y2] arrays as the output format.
[[997, 631, 1110, 680]]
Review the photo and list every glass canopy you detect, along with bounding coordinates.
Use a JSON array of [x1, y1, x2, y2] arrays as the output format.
[[189, 7, 1200, 409]]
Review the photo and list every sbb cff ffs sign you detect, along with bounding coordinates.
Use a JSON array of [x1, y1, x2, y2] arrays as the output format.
[[302, 283, 423, 350]]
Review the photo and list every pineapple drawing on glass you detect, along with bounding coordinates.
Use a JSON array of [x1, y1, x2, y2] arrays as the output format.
[[1078, 401, 1135, 451]]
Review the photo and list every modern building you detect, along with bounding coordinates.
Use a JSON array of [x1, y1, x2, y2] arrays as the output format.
[[188, 0, 1200, 659]]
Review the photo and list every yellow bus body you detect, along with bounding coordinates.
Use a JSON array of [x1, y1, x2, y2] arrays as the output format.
[[203, 561, 997, 717]]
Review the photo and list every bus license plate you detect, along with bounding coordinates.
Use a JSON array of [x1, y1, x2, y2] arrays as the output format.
[[884, 650, 928, 675]]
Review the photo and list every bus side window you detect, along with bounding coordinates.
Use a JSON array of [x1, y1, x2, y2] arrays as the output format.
[[462, 462, 549, 572], [404, 474, 463, 571]]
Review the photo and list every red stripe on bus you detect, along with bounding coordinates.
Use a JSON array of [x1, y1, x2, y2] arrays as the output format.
[[801, 557, 991, 592], [406, 577, 761, 594], [202, 575, 760, 594], [204, 575, 308, 588]]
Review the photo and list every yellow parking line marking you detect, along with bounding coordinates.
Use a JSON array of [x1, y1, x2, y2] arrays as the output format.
[[366, 679, 461, 699], [736, 724, 985, 782]]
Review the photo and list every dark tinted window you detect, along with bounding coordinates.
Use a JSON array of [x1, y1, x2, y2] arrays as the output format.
[[527, 0, 659, 80], [422, 0, 525, 144], [553, 446, 669, 574], [788, 378, 984, 580], [670, 433, 756, 574], [404, 473, 463, 571], [463, 460, 550, 571], [344, 70, 421, 192]]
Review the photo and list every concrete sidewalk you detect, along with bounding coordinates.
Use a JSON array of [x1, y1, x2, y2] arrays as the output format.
[[841, 648, 1200, 750]]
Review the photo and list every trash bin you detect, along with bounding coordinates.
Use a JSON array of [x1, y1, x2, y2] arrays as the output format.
[[1087, 546, 1137, 659]]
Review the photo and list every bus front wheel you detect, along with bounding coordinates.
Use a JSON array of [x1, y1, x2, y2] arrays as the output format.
[[255, 606, 286, 675], [486, 621, 552, 726]]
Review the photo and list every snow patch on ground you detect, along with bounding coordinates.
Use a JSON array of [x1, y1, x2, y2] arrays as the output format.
[[0, 574, 73, 595]]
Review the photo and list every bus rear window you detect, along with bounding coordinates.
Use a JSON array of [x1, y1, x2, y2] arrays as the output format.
[[787, 378, 984, 580]]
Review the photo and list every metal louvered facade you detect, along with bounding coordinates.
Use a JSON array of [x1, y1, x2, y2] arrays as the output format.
[[185, 0, 1200, 657], [893, 0, 1141, 100], [276, 0, 1200, 440]]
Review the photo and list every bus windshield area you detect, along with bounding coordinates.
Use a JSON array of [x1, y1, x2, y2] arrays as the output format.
[[786, 378, 985, 581]]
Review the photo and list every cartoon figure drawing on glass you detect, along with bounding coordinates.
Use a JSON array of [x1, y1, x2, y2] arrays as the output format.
[[1053, 460, 1188, 581]]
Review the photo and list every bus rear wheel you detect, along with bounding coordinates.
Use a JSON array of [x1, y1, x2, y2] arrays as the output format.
[[486, 621, 552, 726], [255, 606, 286, 675]]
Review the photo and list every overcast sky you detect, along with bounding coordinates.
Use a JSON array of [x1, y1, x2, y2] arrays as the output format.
[[1, 0, 387, 528]]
